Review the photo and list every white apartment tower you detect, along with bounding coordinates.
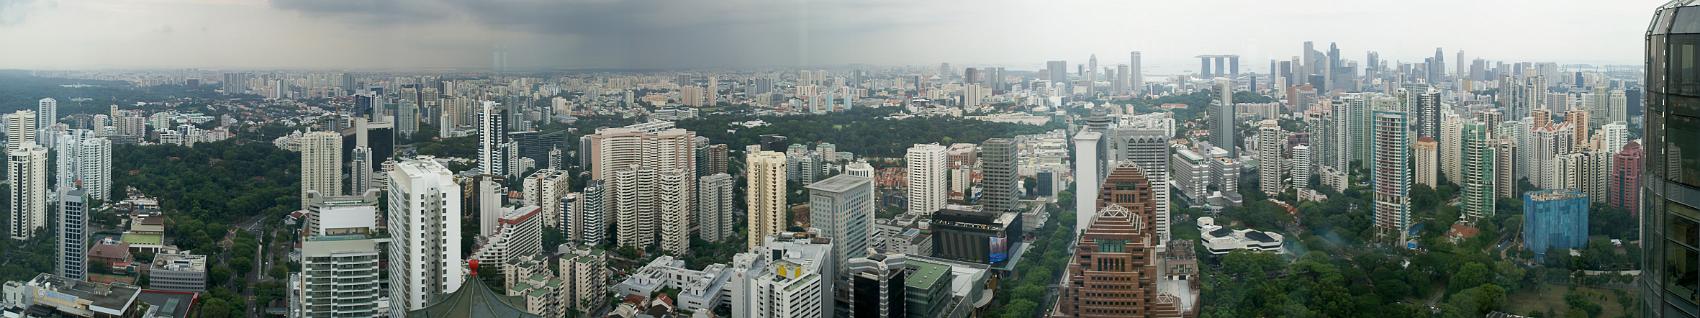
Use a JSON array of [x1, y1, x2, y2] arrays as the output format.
[[37, 98, 55, 146], [1257, 120, 1284, 197], [585, 126, 696, 251], [300, 131, 343, 209], [522, 169, 572, 230], [6, 110, 36, 151], [905, 144, 948, 215], [8, 146, 46, 241], [386, 158, 464, 316]]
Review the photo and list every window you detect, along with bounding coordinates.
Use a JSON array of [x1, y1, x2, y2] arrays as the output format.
[[1672, 242, 1700, 302], [1672, 115, 1700, 187]]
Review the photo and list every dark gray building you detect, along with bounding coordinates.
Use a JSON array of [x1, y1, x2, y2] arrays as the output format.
[[979, 138, 1019, 214], [1644, 3, 1700, 316]]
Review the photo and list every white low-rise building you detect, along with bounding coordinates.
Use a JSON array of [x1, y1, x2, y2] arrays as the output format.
[[1197, 217, 1284, 255]]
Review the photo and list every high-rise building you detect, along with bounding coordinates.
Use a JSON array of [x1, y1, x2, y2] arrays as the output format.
[[350, 146, 374, 194], [1212, 79, 1237, 157], [1643, 7, 1700, 313], [746, 151, 788, 250], [808, 175, 874, 262], [1074, 131, 1103, 234], [846, 253, 907, 318], [1130, 51, 1144, 96], [699, 143, 729, 176], [1406, 86, 1441, 139], [297, 234, 385, 317], [6, 110, 37, 151], [1531, 123, 1576, 189], [1601, 122, 1630, 156], [1109, 128, 1171, 244], [657, 169, 692, 255], [1256, 120, 1283, 197], [1524, 190, 1589, 261], [980, 138, 1019, 214], [8, 146, 46, 241], [1460, 122, 1497, 222], [905, 144, 948, 215], [584, 125, 697, 251], [301, 131, 343, 209], [386, 159, 464, 316], [1047, 60, 1068, 90], [37, 98, 56, 145], [1292, 144, 1311, 194], [54, 133, 111, 202], [522, 169, 571, 230], [1609, 141, 1643, 213], [304, 190, 380, 237], [478, 101, 510, 177], [1413, 137, 1439, 188], [730, 234, 836, 318], [1440, 111, 1463, 183], [580, 181, 607, 246], [1495, 138, 1518, 200], [58, 189, 86, 281], [698, 173, 734, 243], [1371, 102, 1411, 243], [1061, 163, 1184, 318]]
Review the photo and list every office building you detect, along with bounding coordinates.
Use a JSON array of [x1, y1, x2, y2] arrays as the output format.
[[1372, 101, 1410, 243], [1413, 137, 1438, 188], [1130, 51, 1144, 95], [846, 253, 907, 318], [730, 234, 836, 318], [1060, 163, 1184, 318], [698, 173, 734, 243], [386, 158, 464, 316], [747, 151, 788, 250], [148, 251, 208, 292], [58, 189, 86, 281], [1074, 131, 1104, 234], [1211, 79, 1237, 157], [929, 205, 1021, 265], [809, 174, 875, 262], [981, 138, 1019, 214], [1460, 122, 1497, 222], [301, 131, 343, 209], [1110, 128, 1172, 244], [9, 146, 46, 241], [1610, 141, 1643, 213], [1523, 190, 1589, 261], [1256, 120, 1283, 197]]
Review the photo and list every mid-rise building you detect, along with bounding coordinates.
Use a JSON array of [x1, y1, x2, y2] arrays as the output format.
[[846, 253, 907, 318], [729, 233, 836, 318], [148, 250, 208, 292], [386, 158, 464, 316], [1523, 190, 1589, 261], [474, 206, 545, 279]]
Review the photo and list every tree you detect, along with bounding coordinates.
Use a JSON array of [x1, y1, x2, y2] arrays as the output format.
[[1445, 284, 1507, 318], [1000, 299, 1038, 318], [1448, 262, 1492, 294]]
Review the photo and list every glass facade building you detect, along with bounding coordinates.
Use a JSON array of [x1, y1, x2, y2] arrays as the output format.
[[1646, 3, 1700, 316]]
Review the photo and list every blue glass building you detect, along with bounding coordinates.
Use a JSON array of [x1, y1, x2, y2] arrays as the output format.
[[1523, 190, 1589, 261]]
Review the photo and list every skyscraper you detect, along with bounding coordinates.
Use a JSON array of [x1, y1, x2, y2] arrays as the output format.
[[1460, 122, 1497, 222], [58, 189, 86, 281], [478, 101, 509, 177], [980, 138, 1019, 214], [387, 159, 464, 316], [808, 175, 874, 262], [301, 131, 343, 209], [698, 173, 733, 243], [1642, 7, 1698, 312], [1256, 120, 1283, 197], [1212, 79, 1238, 157], [1109, 128, 1171, 245], [8, 146, 46, 241], [1062, 163, 1183, 318], [1372, 101, 1410, 243], [905, 144, 948, 215], [746, 151, 788, 250], [1130, 51, 1144, 96]]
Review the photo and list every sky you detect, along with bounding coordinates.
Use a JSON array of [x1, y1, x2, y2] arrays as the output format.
[[0, 0, 1658, 72]]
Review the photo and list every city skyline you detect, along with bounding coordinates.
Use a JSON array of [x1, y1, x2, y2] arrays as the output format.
[[0, 0, 1654, 70]]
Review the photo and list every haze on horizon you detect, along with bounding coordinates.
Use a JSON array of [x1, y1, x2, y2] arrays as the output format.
[[0, 0, 1656, 71]]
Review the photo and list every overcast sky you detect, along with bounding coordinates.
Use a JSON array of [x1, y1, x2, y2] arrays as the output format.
[[0, 0, 1657, 72]]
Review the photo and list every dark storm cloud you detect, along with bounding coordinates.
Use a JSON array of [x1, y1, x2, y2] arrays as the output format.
[[270, 0, 936, 68]]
